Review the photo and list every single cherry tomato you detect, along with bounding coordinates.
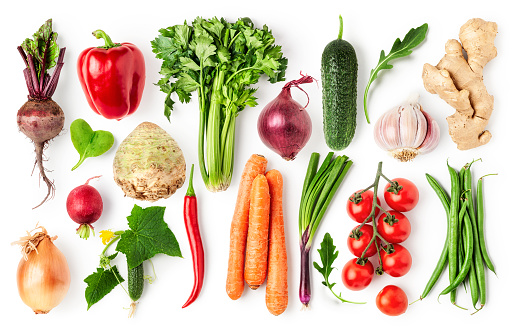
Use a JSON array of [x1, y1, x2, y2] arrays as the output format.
[[383, 178, 419, 212], [376, 285, 408, 316], [377, 211, 411, 243], [347, 190, 381, 223], [341, 258, 374, 291], [347, 224, 378, 258], [380, 244, 412, 277]]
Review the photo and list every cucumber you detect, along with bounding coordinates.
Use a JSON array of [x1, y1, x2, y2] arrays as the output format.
[[128, 262, 144, 302], [321, 15, 358, 151]]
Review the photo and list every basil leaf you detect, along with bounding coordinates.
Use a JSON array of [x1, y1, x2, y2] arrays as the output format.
[[70, 118, 114, 171], [116, 205, 182, 269], [84, 266, 124, 310], [363, 23, 428, 123]]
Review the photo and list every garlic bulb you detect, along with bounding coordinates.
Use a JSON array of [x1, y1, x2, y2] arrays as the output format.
[[374, 95, 440, 162]]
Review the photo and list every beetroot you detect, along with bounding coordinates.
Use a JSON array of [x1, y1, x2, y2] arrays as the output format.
[[17, 20, 66, 209], [66, 176, 104, 240]]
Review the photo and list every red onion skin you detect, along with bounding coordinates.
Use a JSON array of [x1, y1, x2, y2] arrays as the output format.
[[257, 89, 312, 161]]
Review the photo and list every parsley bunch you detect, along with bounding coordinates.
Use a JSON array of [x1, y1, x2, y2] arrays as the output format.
[[152, 17, 287, 192]]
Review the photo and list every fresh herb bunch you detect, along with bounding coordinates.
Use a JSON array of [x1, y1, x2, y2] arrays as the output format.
[[151, 17, 287, 192], [84, 205, 181, 316]]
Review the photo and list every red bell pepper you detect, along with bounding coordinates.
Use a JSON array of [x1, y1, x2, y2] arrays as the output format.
[[77, 30, 145, 120]]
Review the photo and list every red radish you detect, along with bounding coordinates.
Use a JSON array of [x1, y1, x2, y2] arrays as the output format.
[[257, 74, 314, 161], [66, 176, 104, 240], [17, 20, 66, 209]]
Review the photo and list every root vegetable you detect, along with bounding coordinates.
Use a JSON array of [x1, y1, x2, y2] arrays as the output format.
[[66, 176, 104, 239], [422, 18, 497, 150], [113, 122, 186, 201], [244, 174, 271, 290], [226, 154, 268, 300], [257, 74, 314, 161], [265, 169, 288, 316], [12, 226, 70, 314], [17, 20, 66, 208]]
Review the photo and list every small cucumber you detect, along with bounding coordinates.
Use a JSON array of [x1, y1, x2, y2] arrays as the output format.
[[128, 262, 144, 302], [321, 15, 358, 151]]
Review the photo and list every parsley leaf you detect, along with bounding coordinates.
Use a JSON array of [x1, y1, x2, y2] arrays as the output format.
[[363, 23, 428, 123], [313, 232, 365, 304], [84, 266, 124, 310], [116, 205, 182, 269]]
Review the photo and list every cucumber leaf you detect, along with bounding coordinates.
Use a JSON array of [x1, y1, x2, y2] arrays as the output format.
[[70, 118, 114, 171], [116, 205, 182, 269], [363, 23, 428, 124], [84, 266, 124, 310]]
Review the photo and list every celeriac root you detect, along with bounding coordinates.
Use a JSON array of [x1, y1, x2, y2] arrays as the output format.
[[422, 18, 497, 150]]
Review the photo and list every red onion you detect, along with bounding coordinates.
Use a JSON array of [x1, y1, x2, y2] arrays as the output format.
[[257, 74, 314, 161]]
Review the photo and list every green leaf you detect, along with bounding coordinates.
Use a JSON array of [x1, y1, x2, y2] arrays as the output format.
[[70, 119, 114, 171], [84, 266, 124, 310], [21, 19, 60, 74], [116, 205, 182, 269], [313, 232, 364, 304], [313, 232, 338, 283], [363, 23, 428, 123]]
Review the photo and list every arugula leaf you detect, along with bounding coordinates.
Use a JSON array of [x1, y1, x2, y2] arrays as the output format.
[[84, 266, 124, 310], [70, 118, 114, 171], [313, 232, 365, 304], [116, 205, 182, 269], [363, 23, 428, 124]]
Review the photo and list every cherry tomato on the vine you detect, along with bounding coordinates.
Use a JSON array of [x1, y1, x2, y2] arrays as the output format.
[[376, 285, 408, 316], [347, 224, 378, 258], [341, 258, 374, 291], [347, 190, 380, 223], [377, 211, 411, 243], [384, 178, 419, 212], [380, 244, 412, 277]]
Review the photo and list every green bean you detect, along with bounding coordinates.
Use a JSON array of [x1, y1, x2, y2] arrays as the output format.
[[439, 211, 474, 296], [468, 257, 479, 308], [447, 165, 460, 305], [420, 174, 450, 299], [477, 176, 496, 274]]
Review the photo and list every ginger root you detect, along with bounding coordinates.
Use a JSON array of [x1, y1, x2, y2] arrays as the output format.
[[422, 18, 497, 150]]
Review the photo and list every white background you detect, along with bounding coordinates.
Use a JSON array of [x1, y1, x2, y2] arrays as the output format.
[[1, 0, 512, 333]]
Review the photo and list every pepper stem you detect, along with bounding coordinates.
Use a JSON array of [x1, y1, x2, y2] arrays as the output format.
[[186, 164, 196, 197], [92, 30, 120, 49]]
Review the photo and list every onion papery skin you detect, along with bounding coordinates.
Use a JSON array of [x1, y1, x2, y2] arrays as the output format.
[[17, 237, 70, 314], [257, 89, 312, 161]]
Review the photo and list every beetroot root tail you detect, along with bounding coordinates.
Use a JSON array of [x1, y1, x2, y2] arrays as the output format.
[[32, 141, 55, 209]]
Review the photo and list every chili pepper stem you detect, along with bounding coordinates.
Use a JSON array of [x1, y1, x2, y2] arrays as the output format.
[[186, 164, 196, 197], [93, 29, 121, 49]]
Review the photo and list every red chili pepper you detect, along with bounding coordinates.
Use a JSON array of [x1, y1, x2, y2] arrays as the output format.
[[182, 165, 205, 308], [77, 30, 145, 120]]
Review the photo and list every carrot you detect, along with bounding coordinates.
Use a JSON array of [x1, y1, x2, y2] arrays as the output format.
[[226, 154, 268, 300], [244, 174, 271, 290], [265, 169, 288, 316]]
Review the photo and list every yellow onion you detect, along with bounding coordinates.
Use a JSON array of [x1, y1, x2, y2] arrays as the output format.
[[13, 226, 70, 314]]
